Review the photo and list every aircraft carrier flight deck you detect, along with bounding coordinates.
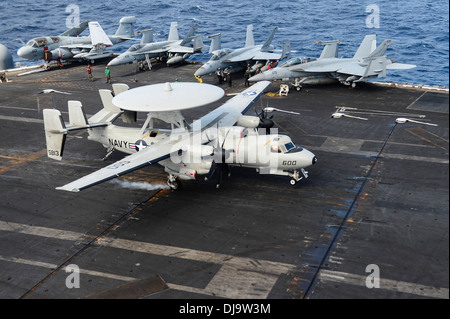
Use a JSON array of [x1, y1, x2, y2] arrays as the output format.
[[0, 61, 448, 300]]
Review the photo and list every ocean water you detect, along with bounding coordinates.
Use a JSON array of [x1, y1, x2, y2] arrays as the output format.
[[0, 0, 448, 87]]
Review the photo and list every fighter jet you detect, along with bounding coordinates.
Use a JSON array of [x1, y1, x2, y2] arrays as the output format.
[[17, 17, 136, 64], [249, 35, 416, 90], [107, 22, 203, 67], [194, 25, 290, 79]]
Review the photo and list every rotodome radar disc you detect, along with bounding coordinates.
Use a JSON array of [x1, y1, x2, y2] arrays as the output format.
[[112, 82, 225, 112]]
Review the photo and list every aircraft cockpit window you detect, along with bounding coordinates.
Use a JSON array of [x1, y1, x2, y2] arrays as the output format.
[[285, 142, 303, 153], [128, 44, 142, 52], [27, 40, 38, 48], [271, 145, 282, 153], [35, 38, 48, 47], [211, 49, 231, 61], [280, 57, 316, 68]]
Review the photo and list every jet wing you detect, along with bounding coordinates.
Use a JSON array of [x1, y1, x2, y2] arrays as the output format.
[[193, 80, 271, 129], [59, 20, 91, 37], [56, 142, 174, 192], [169, 46, 195, 54], [252, 51, 282, 61]]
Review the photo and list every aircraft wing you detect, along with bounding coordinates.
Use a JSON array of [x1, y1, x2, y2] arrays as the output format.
[[252, 51, 282, 61], [59, 20, 91, 37], [169, 46, 195, 54], [56, 143, 173, 192], [193, 80, 271, 129]]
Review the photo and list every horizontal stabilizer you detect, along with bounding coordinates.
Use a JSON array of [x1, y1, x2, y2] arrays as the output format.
[[386, 62, 416, 70]]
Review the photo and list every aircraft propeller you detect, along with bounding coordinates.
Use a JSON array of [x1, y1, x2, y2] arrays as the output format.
[[204, 128, 233, 188]]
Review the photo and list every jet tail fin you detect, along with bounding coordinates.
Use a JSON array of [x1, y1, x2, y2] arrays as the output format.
[[261, 26, 278, 51], [245, 25, 255, 47], [180, 24, 199, 46], [353, 35, 377, 59], [115, 16, 136, 38], [168, 22, 179, 41], [316, 40, 340, 59], [280, 40, 291, 60], [137, 29, 153, 44], [367, 39, 394, 58], [207, 33, 221, 53]]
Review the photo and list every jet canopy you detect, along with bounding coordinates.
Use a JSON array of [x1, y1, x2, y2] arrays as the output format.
[[279, 57, 317, 68], [211, 49, 233, 61]]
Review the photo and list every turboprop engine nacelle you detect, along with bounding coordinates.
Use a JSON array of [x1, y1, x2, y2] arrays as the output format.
[[235, 116, 260, 129], [181, 144, 214, 165]]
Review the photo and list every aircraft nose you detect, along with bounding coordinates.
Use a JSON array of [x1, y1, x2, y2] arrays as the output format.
[[312, 156, 318, 165], [249, 73, 265, 82], [17, 46, 29, 58], [194, 67, 206, 78]]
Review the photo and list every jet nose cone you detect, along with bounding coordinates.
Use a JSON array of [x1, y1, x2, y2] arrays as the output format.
[[194, 67, 205, 78], [249, 73, 265, 82], [312, 156, 318, 165], [17, 46, 28, 58]]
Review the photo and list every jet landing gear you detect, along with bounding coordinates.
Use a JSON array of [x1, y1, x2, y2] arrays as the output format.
[[289, 168, 309, 186], [167, 174, 182, 191]]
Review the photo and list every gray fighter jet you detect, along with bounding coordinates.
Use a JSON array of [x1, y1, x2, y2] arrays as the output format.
[[194, 25, 290, 79], [249, 35, 416, 90], [107, 22, 203, 67], [17, 17, 136, 64]]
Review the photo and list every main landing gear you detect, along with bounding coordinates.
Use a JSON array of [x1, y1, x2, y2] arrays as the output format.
[[167, 174, 182, 191]]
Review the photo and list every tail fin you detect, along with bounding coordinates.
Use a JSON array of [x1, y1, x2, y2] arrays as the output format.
[[43, 86, 129, 160], [168, 22, 179, 41], [43, 109, 67, 160], [245, 25, 255, 47], [280, 40, 291, 60], [180, 24, 198, 46], [115, 16, 136, 38], [353, 35, 377, 59], [192, 35, 203, 52], [137, 29, 153, 44], [367, 39, 394, 58], [316, 40, 340, 59], [261, 26, 278, 51], [207, 33, 221, 53]]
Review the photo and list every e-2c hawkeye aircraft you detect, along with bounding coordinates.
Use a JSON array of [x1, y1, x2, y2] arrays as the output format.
[[17, 17, 136, 64], [43, 81, 317, 191], [249, 35, 416, 90], [107, 22, 203, 67]]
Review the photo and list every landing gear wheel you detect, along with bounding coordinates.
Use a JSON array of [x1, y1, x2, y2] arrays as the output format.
[[167, 178, 182, 191], [290, 179, 297, 186], [296, 86, 301, 91]]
